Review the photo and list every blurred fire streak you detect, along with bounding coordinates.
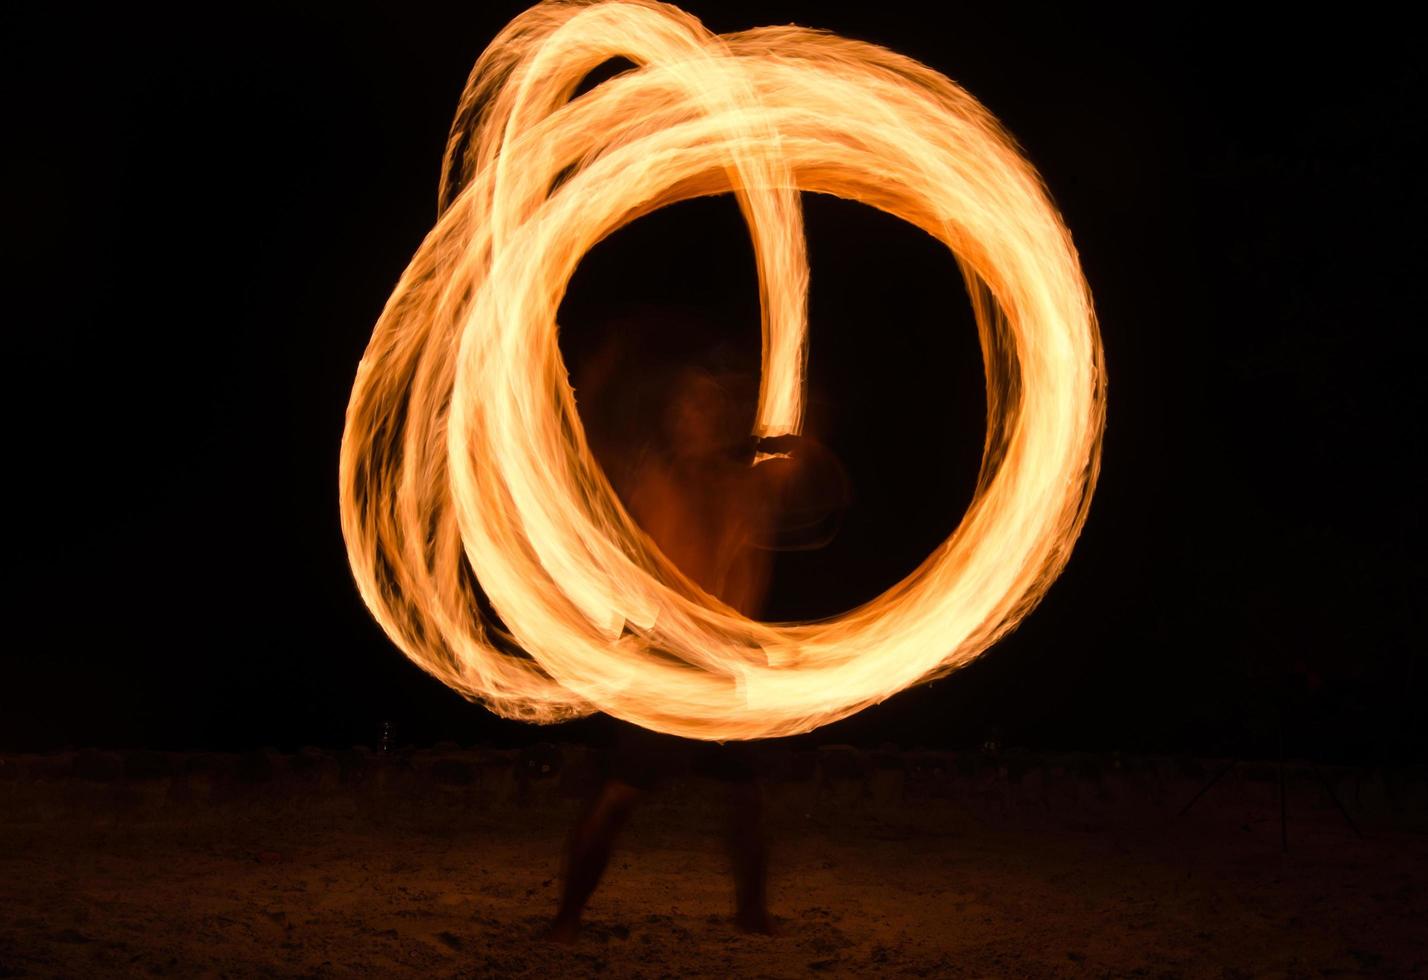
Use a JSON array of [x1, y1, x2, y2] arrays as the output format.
[[339, 0, 1105, 739]]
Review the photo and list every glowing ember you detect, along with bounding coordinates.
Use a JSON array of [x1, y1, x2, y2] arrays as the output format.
[[339, 0, 1106, 740]]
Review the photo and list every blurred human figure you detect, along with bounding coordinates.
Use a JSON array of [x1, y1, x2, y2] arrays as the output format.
[[549, 368, 844, 942]]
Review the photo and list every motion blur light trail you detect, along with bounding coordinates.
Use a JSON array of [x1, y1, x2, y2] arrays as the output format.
[[339, 0, 1106, 740]]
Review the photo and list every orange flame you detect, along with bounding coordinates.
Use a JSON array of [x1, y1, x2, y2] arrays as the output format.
[[339, 0, 1106, 740]]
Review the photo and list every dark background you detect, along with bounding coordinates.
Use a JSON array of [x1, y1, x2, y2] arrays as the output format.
[[5, 3, 1422, 761]]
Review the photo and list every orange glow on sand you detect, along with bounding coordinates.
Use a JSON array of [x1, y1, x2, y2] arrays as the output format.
[[339, 0, 1106, 740]]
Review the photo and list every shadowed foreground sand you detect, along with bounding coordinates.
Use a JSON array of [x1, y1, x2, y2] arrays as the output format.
[[2, 795, 1424, 978]]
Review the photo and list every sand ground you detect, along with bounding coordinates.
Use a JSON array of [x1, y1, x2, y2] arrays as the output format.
[[2, 798, 1423, 978]]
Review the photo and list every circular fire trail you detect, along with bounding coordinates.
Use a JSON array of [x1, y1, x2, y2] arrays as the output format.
[[339, 0, 1105, 740]]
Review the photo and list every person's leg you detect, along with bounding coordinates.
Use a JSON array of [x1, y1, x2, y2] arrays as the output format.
[[550, 777, 644, 942], [727, 778, 772, 933], [701, 738, 773, 936]]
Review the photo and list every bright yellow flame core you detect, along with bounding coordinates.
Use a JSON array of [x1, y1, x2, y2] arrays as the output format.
[[339, 0, 1106, 740]]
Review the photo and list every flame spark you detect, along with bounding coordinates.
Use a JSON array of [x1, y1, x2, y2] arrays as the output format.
[[339, 0, 1106, 740]]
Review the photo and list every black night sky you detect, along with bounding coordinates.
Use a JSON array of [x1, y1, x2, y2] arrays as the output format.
[[6, 4, 1422, 762]]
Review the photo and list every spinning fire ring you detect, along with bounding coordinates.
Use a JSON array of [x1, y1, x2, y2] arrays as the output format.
[[339, 0, 1106, 740]]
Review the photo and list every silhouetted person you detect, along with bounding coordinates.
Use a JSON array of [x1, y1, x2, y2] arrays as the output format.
[[549, 369, 844, 942]]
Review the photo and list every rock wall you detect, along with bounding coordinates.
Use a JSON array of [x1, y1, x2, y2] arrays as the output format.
[[2, 745, 1423, 833]]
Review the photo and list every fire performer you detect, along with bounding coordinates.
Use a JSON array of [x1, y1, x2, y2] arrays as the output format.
[[550, 368, 846, 942]]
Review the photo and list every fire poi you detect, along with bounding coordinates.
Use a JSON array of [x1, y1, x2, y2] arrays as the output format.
[[338, 0, 1106, 740]]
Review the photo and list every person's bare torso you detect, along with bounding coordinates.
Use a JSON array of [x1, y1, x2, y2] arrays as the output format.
[[625, 451, 772, 618]]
